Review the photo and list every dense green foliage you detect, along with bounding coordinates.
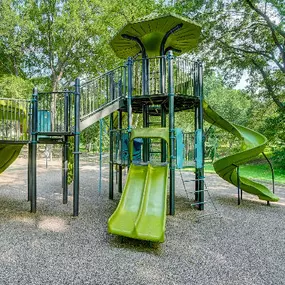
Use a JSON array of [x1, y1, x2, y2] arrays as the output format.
[[0, 0, 284, 168]]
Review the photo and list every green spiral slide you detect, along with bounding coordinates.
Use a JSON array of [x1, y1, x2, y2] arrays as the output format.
[[203, 101, 279, 202], [0, 100, 27, 174]]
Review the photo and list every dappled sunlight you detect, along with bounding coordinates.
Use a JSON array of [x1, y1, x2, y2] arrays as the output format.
[[137, 266, 164, 283], [38, 216, 70, 232], [12, 216, 35, 226]]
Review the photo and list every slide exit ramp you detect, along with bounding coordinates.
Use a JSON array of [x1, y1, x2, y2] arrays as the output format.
[[203, 101, 279, 202]]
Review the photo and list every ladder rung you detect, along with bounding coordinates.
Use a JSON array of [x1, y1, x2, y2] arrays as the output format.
[[191, 201, 208, 206], [148, 122, 161, 125]]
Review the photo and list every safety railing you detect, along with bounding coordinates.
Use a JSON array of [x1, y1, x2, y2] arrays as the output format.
[[80, 65, 126, 120], [131, 55, 198, 97], [0, 98, 30, 142], [37, 91, 75, 134]]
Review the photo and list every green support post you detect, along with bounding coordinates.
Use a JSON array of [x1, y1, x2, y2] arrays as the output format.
[[142, 104, 149, 162], [73, 78, 80, 216], [118, 110, 123, 193], [62, 90, 69, 204], [30, 88, 38, 213], [167, 51, 175, 215], [109, 115, 114, 199], [161, 106, 167, 162], [99, 119, 103, 194], [197, 61, 205, 210], [28, 100, 33, 202], [127, 57, 133, 167]]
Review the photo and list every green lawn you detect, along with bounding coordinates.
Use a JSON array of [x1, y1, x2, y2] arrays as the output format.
[[185, 163, 285, 184]]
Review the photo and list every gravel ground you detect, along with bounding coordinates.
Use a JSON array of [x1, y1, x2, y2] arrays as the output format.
[[0, 157, 285, 285]]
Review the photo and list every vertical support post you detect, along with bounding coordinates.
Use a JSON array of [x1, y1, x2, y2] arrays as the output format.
[[28, 100, 33, 202], [118, 110, 123, 193], [99, 119, 103, 194], [160, 55, 166, 94], [161, 106, 167, 162], [109, 114, 114, 199], [197, 61, 205, 210], [62, 90, 69, 204], [142, 104, 149, 162], [73, 78, 80, 216], [30, 88, 38, 213], [127, 57, 133, 167], [194, 106, 199, 202], [168, 51, 175, 215], [142, 57, 149, 95], [237, 166, 241, 205]]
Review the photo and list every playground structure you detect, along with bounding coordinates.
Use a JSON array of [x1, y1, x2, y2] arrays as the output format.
[[0, 14, 279, 242]]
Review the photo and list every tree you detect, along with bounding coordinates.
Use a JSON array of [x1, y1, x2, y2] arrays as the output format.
[[0, 75, 33, 99], [170, 0, 284, 112], [0, 0, 158, 91]]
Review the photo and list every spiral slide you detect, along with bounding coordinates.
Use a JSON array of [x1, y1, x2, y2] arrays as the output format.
[[0, 100, 27, 174], [108, 163, 168, 242], [203, 101, 279, 202]]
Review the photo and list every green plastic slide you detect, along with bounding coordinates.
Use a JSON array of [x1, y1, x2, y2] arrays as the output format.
[[108, 163, 168, 242], [203, 101, 279, 202], [0, 144, 24, 174], [0, 100, 27, 174]]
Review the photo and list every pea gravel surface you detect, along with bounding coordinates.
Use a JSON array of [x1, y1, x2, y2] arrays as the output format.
[[0, 158, 284, 285]]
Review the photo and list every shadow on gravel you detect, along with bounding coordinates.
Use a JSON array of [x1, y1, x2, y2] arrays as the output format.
[[108, 235, 164, 255]]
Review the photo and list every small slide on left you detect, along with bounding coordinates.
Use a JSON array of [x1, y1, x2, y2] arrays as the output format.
[[0, 144, 24, 174]]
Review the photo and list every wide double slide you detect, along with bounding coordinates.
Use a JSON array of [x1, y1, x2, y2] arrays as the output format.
[[203, 101, 279, 202], [108, 163, 168, 242]]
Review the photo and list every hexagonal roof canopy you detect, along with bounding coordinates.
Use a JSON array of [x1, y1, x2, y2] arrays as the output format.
[[110, 13, 201, 58]]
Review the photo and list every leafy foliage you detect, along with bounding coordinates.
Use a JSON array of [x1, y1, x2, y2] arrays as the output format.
[[0, 75, 33, 99]]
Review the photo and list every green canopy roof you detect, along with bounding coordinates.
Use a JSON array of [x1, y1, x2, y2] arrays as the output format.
[[110, 13, 201, 58]]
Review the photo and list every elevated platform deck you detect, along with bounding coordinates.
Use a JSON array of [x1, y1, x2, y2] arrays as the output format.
[[120, 93, 199, 115]]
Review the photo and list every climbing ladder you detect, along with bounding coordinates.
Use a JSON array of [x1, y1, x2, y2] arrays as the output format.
[[179, 169, 219, 219]]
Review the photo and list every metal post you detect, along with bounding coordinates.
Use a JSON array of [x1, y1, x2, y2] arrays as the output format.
[[118, 110, 123, 193], [168, 51, 175, 215], [63, 90, 69, 204], [237, 166, 241, 205], [99, 119, 103, 194], [109, 114, 114, 199], [142, 104, 149, 162], [160, 56, 166, 94], [161, 106, 167, 162], [194, 106, 199, 202], [28, 100, 33, 202], [127, 57, 133, 167], [30, 88, 38, 213], [262, 152, 275, 193], [197, 61, 205, 210], [73, 78, 80, 216]]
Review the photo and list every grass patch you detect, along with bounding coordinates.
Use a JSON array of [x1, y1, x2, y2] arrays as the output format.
[[183, 163, 285, 184]]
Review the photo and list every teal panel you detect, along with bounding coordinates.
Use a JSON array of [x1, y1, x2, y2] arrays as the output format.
[[121, 133, 142, 162], [175, 128, 184, 169], [38, 110, 51, 133], [195, 129, 203, 169]]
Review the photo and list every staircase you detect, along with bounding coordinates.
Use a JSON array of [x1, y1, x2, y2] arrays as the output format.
[[79, 66, 126, 131]]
